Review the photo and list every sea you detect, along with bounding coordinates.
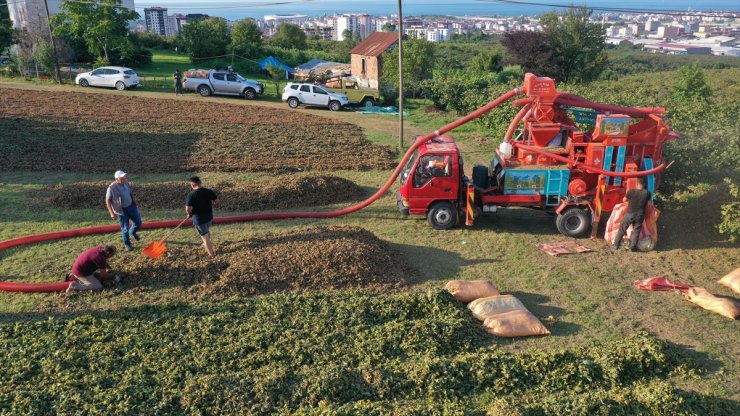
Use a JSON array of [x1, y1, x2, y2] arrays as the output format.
[[133, 0, 739, 20]]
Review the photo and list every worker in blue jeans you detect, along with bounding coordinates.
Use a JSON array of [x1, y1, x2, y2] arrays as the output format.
[[105, 170, 143, 251]]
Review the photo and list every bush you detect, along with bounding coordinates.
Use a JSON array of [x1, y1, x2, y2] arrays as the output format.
[[718, 178, 740, 242]]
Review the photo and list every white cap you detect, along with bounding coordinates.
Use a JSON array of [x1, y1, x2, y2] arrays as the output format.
[[114, 170, 127, 179]]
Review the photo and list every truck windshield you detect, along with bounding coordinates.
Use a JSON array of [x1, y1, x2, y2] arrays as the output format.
[[399, 151, 419, 185]]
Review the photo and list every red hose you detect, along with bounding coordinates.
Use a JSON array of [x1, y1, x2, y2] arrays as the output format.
[[555, 93, 665, 118], [504, 104, 532, 143], [0, 281, 71, 293], [0, 88, 524, 293], [511, 142, 666, 177]]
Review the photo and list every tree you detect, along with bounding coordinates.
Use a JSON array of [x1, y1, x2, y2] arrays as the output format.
[[381, 22, 396, 32], [34, 38, 57, 74], [265, 63, 285, 97], [380, 39, 435, 98], [230, 19, 262, 58], [0, 1, 13, 54], [469, 50, 503, 73], [672, 62, 711, 101], [51, 0, 139, 63], [179, 17, 229, 61], [501, 31, 554, 77], [540, 7, 607, 83], [271, 23, 306, 50]]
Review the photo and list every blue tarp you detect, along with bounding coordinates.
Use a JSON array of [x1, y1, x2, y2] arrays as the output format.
[[258, 56, 294, 74]]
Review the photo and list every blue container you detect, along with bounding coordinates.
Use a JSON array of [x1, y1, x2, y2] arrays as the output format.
[[503, 168, 570, 205]]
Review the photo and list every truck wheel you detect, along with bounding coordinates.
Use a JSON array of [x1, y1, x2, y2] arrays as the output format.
[[243, 88, 256, 100], [198, 85, 211, 97], [329, 100, 341, 111], [556, 207, 591, 237], [79, 78, 89, 87], [427, 201, 458, 230], [287, 97, 299, 108], [361, 97, 375, 107]]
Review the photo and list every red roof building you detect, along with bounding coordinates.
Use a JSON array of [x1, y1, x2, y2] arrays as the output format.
[[350, 32, 400, 89]]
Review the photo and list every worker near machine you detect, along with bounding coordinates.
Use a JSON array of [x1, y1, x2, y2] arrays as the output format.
[[611, 177, 651, 252], [185, 176, 220, 257], [66, 245, 118, 293], [106, 170, 142, 252], [174, 69, 183, 96]]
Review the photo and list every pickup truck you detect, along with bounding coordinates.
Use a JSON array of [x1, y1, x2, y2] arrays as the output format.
[[183, 69, 264, 99]]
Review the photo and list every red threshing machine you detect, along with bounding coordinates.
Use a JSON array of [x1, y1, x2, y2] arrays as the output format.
[[396, 73, 677, 237]]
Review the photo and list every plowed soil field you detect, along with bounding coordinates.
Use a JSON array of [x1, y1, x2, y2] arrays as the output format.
[[119, 226, 415, 296], [34, 175, 365, 211], [0, 89, 396, 173]]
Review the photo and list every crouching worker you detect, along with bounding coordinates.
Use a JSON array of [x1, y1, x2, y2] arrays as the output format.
[[66, 244, 118, 293]]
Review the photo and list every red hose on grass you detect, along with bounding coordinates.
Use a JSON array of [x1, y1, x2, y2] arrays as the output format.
[[0, 88, 525, 293]]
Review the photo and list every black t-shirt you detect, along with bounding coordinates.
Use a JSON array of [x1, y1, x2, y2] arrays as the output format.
[[186, 187, 218, 225], [625, 188, 650, 215], [174, 72, 182, 84]]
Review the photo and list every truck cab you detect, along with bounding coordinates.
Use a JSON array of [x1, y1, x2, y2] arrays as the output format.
[[397, 135, 464, 229]]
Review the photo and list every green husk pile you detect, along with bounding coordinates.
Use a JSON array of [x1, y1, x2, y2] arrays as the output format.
[[119, 226, 414, 296], [36, 175, 365, 211]]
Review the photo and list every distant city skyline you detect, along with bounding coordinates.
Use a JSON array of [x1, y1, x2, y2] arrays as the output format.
[[134, 0, 739, 21]]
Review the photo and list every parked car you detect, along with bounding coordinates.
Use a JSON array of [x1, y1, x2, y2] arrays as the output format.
[[282, 83, 349, 111], [75, 66, 139, 90], [326, 79, 381, 107], [183, 69, 264, 99]]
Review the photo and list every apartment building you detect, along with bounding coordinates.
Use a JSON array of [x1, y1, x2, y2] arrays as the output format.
[[145, 7, 168, 36]]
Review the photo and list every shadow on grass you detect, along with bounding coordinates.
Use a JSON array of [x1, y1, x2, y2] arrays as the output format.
[[473, 208, 560, 236], [508, 291, 581, 337]]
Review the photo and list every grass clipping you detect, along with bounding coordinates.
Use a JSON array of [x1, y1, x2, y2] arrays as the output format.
[[119, 226, 414, 296]]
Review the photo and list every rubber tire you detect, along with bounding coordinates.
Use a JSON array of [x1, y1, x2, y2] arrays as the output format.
[[287, 97, 300, 108], [361, 97, 375, 107], [329, 100, 341, 111], [243, 88, 256, 100], [79, 78, 89, 87], [556, 207, 591, 237], [198, 85, 212, 97], [427, 201, 458, 230], [115, 81, 126, 91]]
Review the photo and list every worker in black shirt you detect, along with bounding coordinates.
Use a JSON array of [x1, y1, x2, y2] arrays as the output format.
[[185, 176, 220, 257], [611, 177, 651, 252]]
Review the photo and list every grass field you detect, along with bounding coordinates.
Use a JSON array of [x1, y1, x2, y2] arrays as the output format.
[[0, 76, 738, 414]]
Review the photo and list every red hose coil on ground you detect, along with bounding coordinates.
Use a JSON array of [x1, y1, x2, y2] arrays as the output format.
[[0, 88, 524, 293]]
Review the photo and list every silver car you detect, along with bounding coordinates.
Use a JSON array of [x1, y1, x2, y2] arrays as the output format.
[[282, 83, 349, 111], [75, 66, 140, 90]]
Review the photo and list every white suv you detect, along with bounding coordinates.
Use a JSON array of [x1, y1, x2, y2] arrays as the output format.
[[75, 66, 140, 91], [282, 83, 349, 111]]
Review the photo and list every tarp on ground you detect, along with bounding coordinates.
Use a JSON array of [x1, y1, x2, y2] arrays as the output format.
[[359, 106, 408, 116], [258, 56, 294, 74]]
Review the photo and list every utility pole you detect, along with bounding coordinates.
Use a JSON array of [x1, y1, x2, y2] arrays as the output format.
[[397, 0, 404, 149], [43, 0, 61, 83]]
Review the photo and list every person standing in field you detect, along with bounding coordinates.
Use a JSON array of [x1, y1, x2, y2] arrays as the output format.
[[174, 69, 183, 96], [106, 170, 142, 251], [185, 176, 219, 257], [611, 177, 651, 252], [66, 244, 119, 293]]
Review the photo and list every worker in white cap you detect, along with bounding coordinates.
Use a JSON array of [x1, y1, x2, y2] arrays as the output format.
[[105, 170, 143, 251]]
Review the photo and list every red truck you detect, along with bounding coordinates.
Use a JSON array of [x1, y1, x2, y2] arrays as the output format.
[[396, 73, 677, 237]]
